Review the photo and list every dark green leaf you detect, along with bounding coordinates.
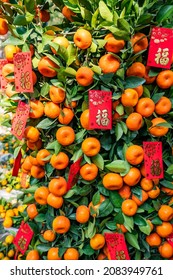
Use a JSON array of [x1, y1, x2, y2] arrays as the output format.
[[92, 191, 101, 206], [13, 15, 27, 25], [125, 76, 146, 89], [109, 190, 123, 207], [98, 199, 114, 217], [92, 153, 104, 170], [125, 232, 140, 250], [34, 214, 46, 223], [134, 214, 147, 226], [82, 244, 95, 256], [156, 5, 173, 22], [105, 160, 130, 175], [36, 243, 52, 252], [36, 118, 58, 129]]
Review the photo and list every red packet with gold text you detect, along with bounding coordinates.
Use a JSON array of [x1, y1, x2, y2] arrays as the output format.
[[143, 141, 164, 179], [147, 27, 173, 69], [11, 100, 30, 140], [0, 59, 8, 90], [89, 90, 112, 130], [12, 148, 22, 177], [104, 232, 130, 260], [14, 52, 33, 92], [67, 157, 82, 191], [167, 233, 173, 248], [13, 221, 34, 254]]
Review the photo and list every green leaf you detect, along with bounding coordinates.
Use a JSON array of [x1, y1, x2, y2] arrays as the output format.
[[109, 191, 123, 207], [105, 26, 130, 40], [92, 153, 104, 170], [99, 0, 113, 22], [125, 76, 146, 89], [155, 122, 172, 129], [85, 221, 96, 238], [123, 213, 134, 231], [98, 199, 114, 217], [125, 232, 140, 250], [134, 215, 147, 226], [13, 15, 27, 25], [105, 160, 130, 176], [156, 5, 173, 23], [80, 7, 92, 22], [14, 146, 21, 159], [166, 164, 173, 175], [36, 243, 52, 252], [92, 191, 101, 206], [99, 72, 114, 83], [91, 8, 99, 28], [82, 244, 95, 256], [151, 216, 162, 225], [139, 222, 152, 235], [71, 149, 83, 161], [117, 18, 130, 32], [160, 180, 173, 189], [64, 67, 77, 77], [36, 118, 58, 129], [116, 104, 124, 115], [67, 44, 77, 66], [2, 36, 24, 46], [46, 141, 61, 155], [40, 83, 50, 97], [115, 122, 123, 141], [34, 214, 46, 223]]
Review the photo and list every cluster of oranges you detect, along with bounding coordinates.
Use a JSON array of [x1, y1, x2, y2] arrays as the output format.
[[0, 0, 173, 260]]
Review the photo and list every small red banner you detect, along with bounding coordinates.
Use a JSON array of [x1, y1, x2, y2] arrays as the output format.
[[104, 232, 130, 260], [167, 233, 173, 248], [0, 59, 8, 90], [14, 52, 33, 92], [143, 141, 164, 179], [89, 90, 112, 130], [11, 100, 30, 140], [67, 157, 82, 191], [12, 149, 22, 177], [13, 221, 34, 254], [147, 27, 173, 69]]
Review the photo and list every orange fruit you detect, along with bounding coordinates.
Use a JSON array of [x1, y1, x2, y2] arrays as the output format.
[[43, 229, 56, 242], [80, 163, 98, 181], [36, 149, 51, 166], [49, 85, 66, 103], [121, 88, 139, 107], [125, 145, 144, 165], [51, 36, 69, 54], [158, 205, 173, 222], [39, 10, 50, 22], [156, 70, 173, 89], [121, 199, 138, 216], [62, 6, 76, 22], [90, 234, 105, 250], [134, 85, 144, 98], [140, 178, 154, 191], [26, 204, 38, 220], [148, 186, 160, 199], [3, 216, 13, 228], [104, 33, 125, 53], [156, 222, 173, 238], [148, 117, 169, 137], [123, 167, 141, 186], [116, 224, 128, 233], [47, 247, 61, 260], [155, 96, 172, 115], [73, 28, 92, 49], [26, 250, 40, 260], [80, 109, 91, 130], [5, 83, 18, 98], [147, 219, 154, 232], [48, 177, 67, 197], [24, 126, 40, 143], [118, 185, 131, 199], [58, 108, 74, 125], [21, 156, 32, 172], [50, 152, 69, 170], [158, 241, 173, 258], [98, 53, 120, 74], [29, 100, 44, 119], [81, 137, 101, 157], [63, 248, 79, 260], [126, 112, 143, 131], [143, 66, 156, 84], [56, 126, 75, 146], [38, 56, 58, 77], [135, 97, 155, 117], [64, 100, 77, 108], [47, 193, 64, 209], [1, 63, 15, 83], [88, 194, 106, 217], [34, 186, 49, 205], [131, 32, 148, 54], [52, 216, 71, 234], [126, 62, 146, 78], [132, 190, 148, 206], [44, 101, 60, 118], [30, 165, 45, 179], [27, 138, 42, 151], [146, 232, 161, 247], [4, 45, 18, 62], [0, 18, 8, 35], [103, 173, 123, 190], [161, 187, 173, 196], [76, 66, 94, 86], [76, 205, 90, 223]]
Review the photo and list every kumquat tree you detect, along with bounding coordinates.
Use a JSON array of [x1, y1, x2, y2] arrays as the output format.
[[0, 0, 173, 260]]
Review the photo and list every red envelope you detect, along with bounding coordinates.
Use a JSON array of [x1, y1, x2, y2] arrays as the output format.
[[167, 233, 173, 248], [13, 221, 34, 254], [67, 157, 82, 190], [143, 141, 164, 179], [89, 90, 112, 130], [14, 52, 33, 92], [12, 148, 22, 177], [0, 59, 8, 90], [11, 100, 30, 140], [104, 232, 130, 260], [147, 27, 173, 69]]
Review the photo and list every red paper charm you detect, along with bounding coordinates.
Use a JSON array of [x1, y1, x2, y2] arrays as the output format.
[[14, 52, 33, 92], [67, 157, 82, 190], [143, 141, 164, 179], [0, 59, 8, 90], [13, 221, 34, 254], [104, 232, 130, 260], [167, 233, 173, 248], [89, 90, 112, 130], [12, 148, 22, 177], [11, 100, 30, 140], [147, 27, 173, 69]]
